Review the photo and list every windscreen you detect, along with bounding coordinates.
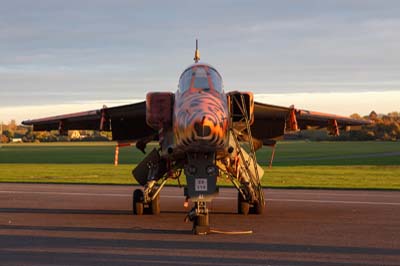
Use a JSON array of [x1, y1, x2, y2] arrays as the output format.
[[179, 66, 223, 93]]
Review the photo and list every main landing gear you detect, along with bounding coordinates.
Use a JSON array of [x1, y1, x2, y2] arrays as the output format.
[[132, 187, 161, 215], [228, 92, 266, 217], [237, 191, 264, 215]]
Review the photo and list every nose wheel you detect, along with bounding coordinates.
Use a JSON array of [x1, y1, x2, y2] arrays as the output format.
[[185, 201, 210, 235], [193, 213, 209, 235]]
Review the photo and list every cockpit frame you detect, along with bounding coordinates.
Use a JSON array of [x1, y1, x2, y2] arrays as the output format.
[[178, 64, 223, 93]]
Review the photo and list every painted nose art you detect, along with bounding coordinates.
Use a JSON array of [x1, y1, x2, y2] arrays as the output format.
[[194, 116, 212, 137]]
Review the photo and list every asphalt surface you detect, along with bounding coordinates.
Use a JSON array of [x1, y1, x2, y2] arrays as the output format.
[[0, 183, 399, 266]]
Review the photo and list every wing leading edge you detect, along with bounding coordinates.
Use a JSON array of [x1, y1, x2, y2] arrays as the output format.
[[22, 101, 156, 142]]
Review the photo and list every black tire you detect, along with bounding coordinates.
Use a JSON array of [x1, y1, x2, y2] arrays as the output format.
[[195, 214, 209, 227], [238, 192, 243, 214], [251, 200, 265, 215], [150, 194, 160, 215], [193, 213, 210, 235], [133, 189, 144, 215], [135, 202, 144, 215], [238, 192, 250, 215], [240, 202, 250, 215]]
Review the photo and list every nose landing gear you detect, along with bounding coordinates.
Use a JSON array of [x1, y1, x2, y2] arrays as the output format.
[[185, 201, 210, 235]]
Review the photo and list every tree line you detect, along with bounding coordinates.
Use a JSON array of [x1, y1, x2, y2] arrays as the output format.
[[292, 111, 400, 141], [1, 120, 111, 143], [1, 110, 399, 143]]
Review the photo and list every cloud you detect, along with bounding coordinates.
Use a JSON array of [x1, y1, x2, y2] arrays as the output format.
[[255, 90, 400, 116], [0, 99, 142, 124], [0, 0, 399, 111]]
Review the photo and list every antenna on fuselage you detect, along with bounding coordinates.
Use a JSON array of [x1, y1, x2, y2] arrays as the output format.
[[194, 39, 200, 63]]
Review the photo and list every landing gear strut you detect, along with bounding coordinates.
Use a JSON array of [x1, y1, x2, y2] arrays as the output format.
[[228, 92, 266, 216]]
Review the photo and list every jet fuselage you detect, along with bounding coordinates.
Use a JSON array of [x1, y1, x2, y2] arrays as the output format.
[[173, 63, 229, 153]]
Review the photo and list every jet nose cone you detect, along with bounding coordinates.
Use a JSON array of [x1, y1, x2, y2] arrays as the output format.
[[194, 116, 212, 137], [173, 92, 229, 151]]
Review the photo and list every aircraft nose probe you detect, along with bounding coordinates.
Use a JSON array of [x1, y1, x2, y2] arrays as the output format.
[[194, 39, 200, 63]]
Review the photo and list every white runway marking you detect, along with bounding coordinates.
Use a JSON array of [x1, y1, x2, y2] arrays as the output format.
[[1, 190, 399, 206], [265, 190, 400, 198], [267, 198, 400, 206], [0, 190, 128, 197]]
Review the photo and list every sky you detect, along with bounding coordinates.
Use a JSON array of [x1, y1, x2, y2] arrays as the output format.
[[1, 0, 399, 123]]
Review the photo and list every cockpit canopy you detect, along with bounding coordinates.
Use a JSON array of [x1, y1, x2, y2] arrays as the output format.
[[178, 64, 223, 93]]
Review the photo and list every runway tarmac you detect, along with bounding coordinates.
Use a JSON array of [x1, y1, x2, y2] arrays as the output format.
[[0, 183, 399, 266]]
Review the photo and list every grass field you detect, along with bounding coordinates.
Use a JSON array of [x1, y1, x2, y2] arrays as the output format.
[[0, 141, 399, 189]]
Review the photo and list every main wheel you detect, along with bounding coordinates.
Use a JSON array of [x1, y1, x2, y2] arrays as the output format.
[[150, 194, 160, 215], [250, 188, 265, 214], [238, 192, 250, 215], [133, 189, 144, 215], [250, 200, 265, 215]]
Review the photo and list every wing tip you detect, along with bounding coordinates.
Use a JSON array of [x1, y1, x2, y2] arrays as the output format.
[[21, 120, 32, 126]]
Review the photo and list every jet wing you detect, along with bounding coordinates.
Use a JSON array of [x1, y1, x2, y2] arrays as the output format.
[[22, 101, 156, 141], [251, 101, 371, 143]]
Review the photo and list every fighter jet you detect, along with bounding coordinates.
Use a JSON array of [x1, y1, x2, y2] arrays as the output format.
[[23, 41, 370, 234]]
